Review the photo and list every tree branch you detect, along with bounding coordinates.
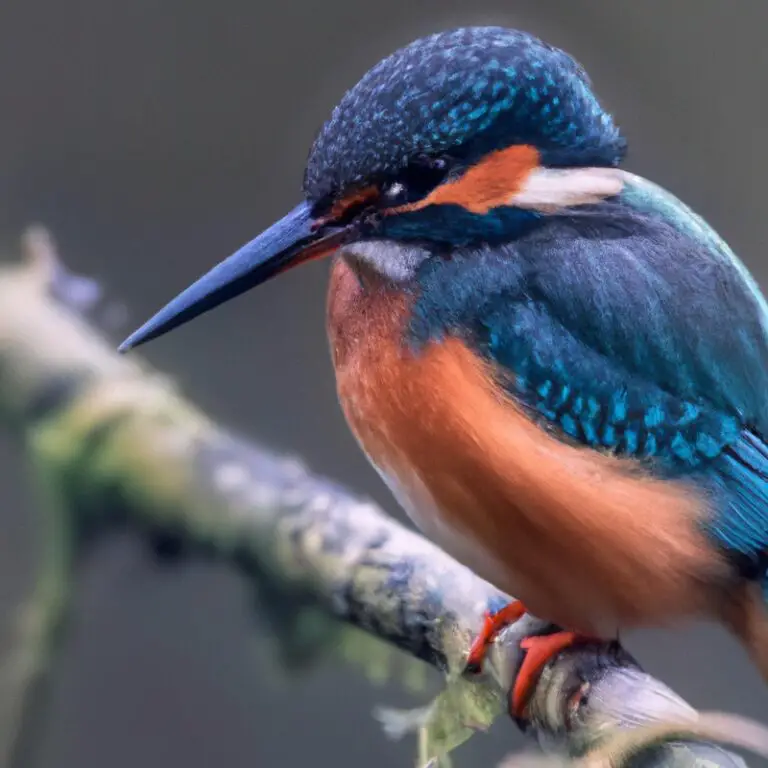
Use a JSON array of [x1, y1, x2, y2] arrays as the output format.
[[0, 228, 765, 768]]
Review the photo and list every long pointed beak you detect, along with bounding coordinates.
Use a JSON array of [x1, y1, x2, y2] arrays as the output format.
[[118, 201, 352, 352]]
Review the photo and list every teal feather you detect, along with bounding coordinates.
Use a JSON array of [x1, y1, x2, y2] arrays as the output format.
[[410, 173, 768, 583]]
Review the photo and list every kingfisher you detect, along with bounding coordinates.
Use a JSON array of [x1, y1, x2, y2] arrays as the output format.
[[119, 27, 768, 719]]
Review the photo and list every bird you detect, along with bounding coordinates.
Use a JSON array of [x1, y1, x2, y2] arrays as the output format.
[[118, 27, 768, 719]]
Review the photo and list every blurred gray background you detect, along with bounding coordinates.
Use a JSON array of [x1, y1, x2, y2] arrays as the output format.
[[0, 0, 766, 766]]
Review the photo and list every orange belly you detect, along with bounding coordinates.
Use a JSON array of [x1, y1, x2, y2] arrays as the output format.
[[326, 256, 726, 635]]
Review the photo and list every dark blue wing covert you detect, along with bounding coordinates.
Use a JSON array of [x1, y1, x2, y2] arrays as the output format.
[[410, 174, 768, 567]]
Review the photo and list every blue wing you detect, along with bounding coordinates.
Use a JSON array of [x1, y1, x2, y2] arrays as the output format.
[[411, 174, 768, 570]]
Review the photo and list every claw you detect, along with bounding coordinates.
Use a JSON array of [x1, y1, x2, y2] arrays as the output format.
[[465, 600, 527, 673], [510, 631, 600, 719], [464, 603, 601, 722]]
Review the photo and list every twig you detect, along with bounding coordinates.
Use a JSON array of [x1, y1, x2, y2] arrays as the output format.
[[0, 228, 765, 767]]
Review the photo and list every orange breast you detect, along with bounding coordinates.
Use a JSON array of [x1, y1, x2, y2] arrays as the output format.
[[326, 256, 727, 635]]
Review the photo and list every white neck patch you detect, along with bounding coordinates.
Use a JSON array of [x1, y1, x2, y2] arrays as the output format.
[[512, 167, 625, 213], [341, 241, 432, 282]]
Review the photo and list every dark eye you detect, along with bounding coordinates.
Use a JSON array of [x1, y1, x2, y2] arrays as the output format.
[[382, 181, 409, 205], [380, 155, 451, 208]]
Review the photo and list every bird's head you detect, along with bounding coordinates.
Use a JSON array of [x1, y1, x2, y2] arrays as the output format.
[[119, 26, 626, 352]]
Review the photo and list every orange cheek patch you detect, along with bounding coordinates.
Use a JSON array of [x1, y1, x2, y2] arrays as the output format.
[[395, 144, 540, 215]]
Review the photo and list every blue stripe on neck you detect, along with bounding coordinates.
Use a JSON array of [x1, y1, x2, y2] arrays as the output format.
[[381, 205, 542, 246]]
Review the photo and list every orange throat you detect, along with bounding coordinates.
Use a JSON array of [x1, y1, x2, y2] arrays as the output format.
[[326, 256, 725, 635]]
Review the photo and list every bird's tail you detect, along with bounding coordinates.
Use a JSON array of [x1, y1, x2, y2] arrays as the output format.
[[721, 579, 768, 680], [707, 430, 768, 671], [711, 429, 768, 568], [711, 430, 768, 593]]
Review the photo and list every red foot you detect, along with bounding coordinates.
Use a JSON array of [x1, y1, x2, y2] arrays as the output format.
[[465, 600, 527, 672], [510, 631, 599, 718], [465, 604, 600, 720]]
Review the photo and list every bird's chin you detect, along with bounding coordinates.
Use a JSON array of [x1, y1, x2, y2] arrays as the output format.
[[340, 240, 433, 283]]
